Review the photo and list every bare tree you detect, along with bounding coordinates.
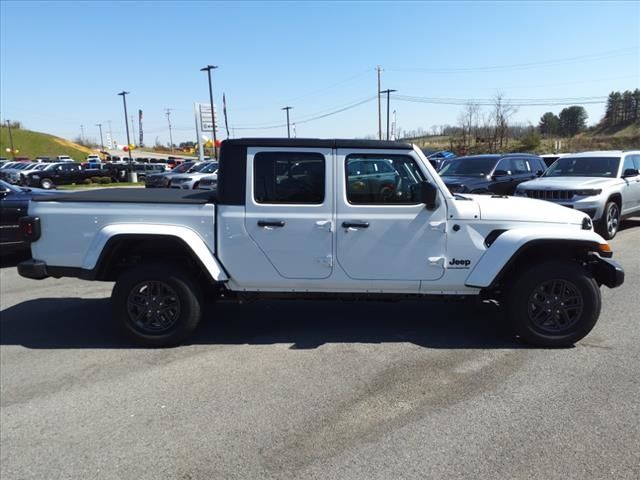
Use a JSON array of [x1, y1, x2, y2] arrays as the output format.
[[493, 93, 518, 150]]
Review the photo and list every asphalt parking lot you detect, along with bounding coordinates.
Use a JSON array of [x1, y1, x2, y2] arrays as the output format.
[[1, 220, 639, 480]]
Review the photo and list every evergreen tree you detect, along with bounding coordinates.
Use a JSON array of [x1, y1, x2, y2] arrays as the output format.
[[559, 106, 588, 137], [538, 112, 560, 136]]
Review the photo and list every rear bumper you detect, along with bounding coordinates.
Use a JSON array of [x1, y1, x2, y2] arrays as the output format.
[[17, 259, 48, 279], [590, 254, 625, 288]]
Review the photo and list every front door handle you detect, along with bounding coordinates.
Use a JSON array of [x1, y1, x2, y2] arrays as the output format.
[[342, 221, 369, 229], [258, 220, 285, 228]]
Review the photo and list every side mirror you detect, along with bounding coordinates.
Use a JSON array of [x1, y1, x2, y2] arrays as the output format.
[[536, 170, 544, 177], [492, 170, 509, 179], [420, 181, 438, 210], [622, 168, 639, 178]]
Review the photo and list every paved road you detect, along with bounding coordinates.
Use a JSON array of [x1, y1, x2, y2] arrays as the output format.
[[1, 221, 639, 479]]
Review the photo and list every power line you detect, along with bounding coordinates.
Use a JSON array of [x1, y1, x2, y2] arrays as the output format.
[[387, 48, 638, 73], [392, 94, 608, 107]]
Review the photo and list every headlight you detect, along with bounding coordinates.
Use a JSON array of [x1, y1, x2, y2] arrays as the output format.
[[573, 189, 602, 196]]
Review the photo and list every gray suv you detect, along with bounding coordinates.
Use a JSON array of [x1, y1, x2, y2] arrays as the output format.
[[515, 150, 640, 239]]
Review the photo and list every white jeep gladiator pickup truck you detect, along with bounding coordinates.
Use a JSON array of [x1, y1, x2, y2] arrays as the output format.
[[18, 139, 624, 347]]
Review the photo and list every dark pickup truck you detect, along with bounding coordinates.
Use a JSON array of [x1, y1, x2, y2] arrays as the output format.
[[22, 162, 112, 189]]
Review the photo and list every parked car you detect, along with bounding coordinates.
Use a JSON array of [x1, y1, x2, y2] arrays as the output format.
[[540, 153, 571, 168], [0, 180, 59, 255], [19, 138, 624, 348], [56, 155, 75, 162], [22, 162, 111, 189], [197, 175, 217, 191], [169, 161, 218, 189], [422, 149, 456, 170], [439, 154, 546, 195], [131, 163, 168, 180], [144, 161, 200, 188], [515, 150, 640, 239], [0, 162, 37, 184]]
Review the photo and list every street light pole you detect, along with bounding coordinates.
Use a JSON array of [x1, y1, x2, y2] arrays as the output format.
[[5, 120, 16, 160], [282, 106, 293, 138], [165, 109, 174, 152], [200, 65, 219, 159], [95, 123, 104, 149], [117, 91, 132, 162], [380, 89, 397, 140]]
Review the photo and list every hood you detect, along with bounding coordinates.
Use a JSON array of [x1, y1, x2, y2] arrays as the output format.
[[518, 176, 620, 190], [442, 175, 489, 189], [467, 194, 588, 225]]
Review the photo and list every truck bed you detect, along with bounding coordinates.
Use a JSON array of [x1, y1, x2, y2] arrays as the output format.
[[32, 188, 216, 204]]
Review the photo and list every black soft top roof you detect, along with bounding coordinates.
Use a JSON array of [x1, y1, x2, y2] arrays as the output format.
[[222, 138, 413, 150], [33, 188, 216, 204]]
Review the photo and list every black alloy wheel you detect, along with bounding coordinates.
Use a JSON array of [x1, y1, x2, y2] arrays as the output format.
[[527, 279, 583, 334], [126, 280, 182, 334], [508, 260, 600, 347]]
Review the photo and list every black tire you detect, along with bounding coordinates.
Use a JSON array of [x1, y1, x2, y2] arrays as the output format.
[[507, 260, 601, 347], [111, 264, 202, 347], [40, 178, 54, 189], [597, 201, 620, 240]]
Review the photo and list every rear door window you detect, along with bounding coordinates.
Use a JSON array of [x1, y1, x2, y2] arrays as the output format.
[[254, 151, 325, 204]]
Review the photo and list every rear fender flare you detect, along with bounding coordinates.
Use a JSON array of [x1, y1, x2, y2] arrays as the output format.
[[82, 224, 228, 281]]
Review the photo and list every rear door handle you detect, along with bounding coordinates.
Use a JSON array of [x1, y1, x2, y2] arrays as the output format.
[[342, 221, 369, 229], [258, 220, 285, 228]]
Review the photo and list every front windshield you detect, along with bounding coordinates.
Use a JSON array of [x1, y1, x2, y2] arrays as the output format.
[[439, 157, 497, 176], [200, 162, 219, 174], [189, 162, 214, 173], [544, 156, 620, 178]]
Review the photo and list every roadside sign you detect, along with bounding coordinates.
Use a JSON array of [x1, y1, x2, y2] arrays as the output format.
[[198, 103, 218, 133]]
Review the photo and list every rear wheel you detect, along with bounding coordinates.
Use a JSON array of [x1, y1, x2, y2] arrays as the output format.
[[508, 261, 601, 347], [40, 178, 54, 189], [112, 264, 202, 347]]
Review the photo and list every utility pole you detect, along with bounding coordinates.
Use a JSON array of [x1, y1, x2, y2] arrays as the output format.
[[200, 65, 219, 159], [95, 123, 104, 149], [130, 115, 136, 147], [117, 91, 132, 162], [282, 106, 293, 138], [165, 108, 173, 152], [380, 89, 397, 140], [80, 124, 85, 143], [376, 66, 382, 140], [5, 120, 16, 160]]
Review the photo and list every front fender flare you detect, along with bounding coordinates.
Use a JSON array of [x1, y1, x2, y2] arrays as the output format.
[[464, 227, 605, 288], [83, 224, 228, 282]]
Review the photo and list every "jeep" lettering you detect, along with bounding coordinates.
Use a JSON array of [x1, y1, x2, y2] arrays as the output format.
[[449, 258, 471, 267]]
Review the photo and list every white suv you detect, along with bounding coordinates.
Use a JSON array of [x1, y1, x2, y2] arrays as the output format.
[[515, 150, 640, 239]]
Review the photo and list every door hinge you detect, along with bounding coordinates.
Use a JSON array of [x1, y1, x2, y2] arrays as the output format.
[[316, 254, 333, 267], [429, 221, 447, 233]]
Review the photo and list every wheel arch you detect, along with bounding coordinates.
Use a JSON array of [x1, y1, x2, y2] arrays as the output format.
[[465, 229, 607, 289], [84, 226, 228, 283]]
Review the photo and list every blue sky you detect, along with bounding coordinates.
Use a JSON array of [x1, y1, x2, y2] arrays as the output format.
[[1, 0, 638, 146]]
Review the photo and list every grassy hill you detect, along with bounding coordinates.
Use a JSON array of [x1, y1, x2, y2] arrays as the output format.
[[0, 126, 95, 160]]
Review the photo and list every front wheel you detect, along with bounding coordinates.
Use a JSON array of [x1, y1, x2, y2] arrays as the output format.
[[112, 264, 202, 347], [597, 201, 620, 240], [40, 178, 54, 189], [507, 261, 601, 347]]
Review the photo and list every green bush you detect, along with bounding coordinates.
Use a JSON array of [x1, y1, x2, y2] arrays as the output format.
[[98, 177, 111, 184], [90, 176, 102, 183], [82, 178, 92, 185]]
